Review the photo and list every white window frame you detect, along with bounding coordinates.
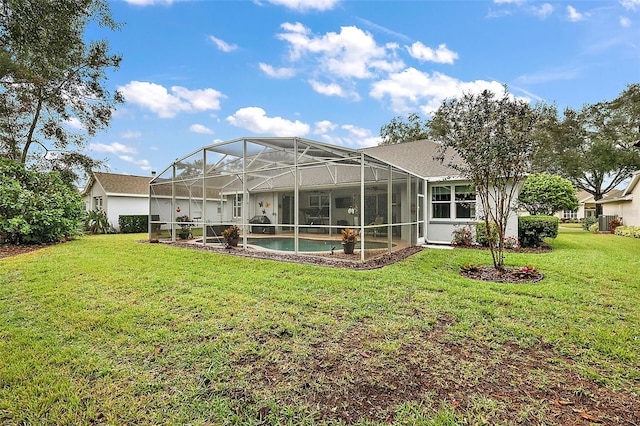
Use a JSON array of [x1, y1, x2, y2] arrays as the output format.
[[232, 193, 242, 218], [431, 184, 476, 220], [93, 196, 103, 211]]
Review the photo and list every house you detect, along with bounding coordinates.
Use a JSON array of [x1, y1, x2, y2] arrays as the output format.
[[149, 137, 520, 260], [81, 172, 153, 231], [596, 171, 640, 226]]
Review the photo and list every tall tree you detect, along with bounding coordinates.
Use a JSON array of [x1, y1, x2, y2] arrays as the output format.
[[379, 112, 429, 145], [429, 88, 555, 270], [549, 84, 640, 216], [0, 0, 123, 184], [518, 173, 579, 216]]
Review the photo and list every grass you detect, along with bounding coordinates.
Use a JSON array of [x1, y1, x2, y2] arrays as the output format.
[[0, 230, 638, 425]]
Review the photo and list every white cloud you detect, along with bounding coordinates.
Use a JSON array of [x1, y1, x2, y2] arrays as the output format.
[[89, 142, 138, 155], [208, 35, 238, 52], [120, 130, 142, 139], [259, 63, 297, 78], [119, 155, 152, 171], [189, 123, 214, 134], [370, 68, 508, 114], [313, 120, 337, 135], [406, 42, 458, 65], [124, 0, 173, 5], [309, 80, 347, 97], [65, 117, 85, 130], [621, 0, 640, 11], [620, 16, 632, 27], [355, 17, 412, 42], [277, 22, 403, 80], [533, 3, 554, 18], [267, 0, 339, 12], [119, 81, 226, 118], [226, 107, 310, 136], [516, 66, 581, 84], [567, 5, 587, 22], [341, 124, 381, 147]]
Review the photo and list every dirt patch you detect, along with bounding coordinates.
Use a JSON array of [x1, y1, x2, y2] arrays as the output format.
[[219, 316, 640, 424], [0, 242, 60, 259]]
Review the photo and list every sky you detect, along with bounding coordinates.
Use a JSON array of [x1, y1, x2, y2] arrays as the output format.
[[82, 0, 640, 177]]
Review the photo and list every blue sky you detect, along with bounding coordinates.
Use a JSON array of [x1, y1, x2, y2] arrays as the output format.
[[83, 0, 640, 176]]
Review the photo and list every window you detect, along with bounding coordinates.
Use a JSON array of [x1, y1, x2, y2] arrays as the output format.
[[93, 196, 103, 211], [233, 193, 242, 218], [455, 185, 476, 219], [309, 194, 329, 209], [431, 184, 476, 220], [563, 209, 578, 220], [431, 186, 451, 219]]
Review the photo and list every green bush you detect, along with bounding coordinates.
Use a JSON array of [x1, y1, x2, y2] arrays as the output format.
[[119, 215, 148, 234], [0, 158, 84, 244], [518, 215, 559, 248], [86, 210, 113, 234], [475, 221, 498, 247], [451, 225, 473, 247], [615, 226, 640, 238], [582, 216, 597, 231]]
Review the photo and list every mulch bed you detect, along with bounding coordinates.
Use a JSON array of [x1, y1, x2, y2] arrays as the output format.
[[0, 242, 61, 259], [160, 240, 424, 270], [460, 265, 544, 283]]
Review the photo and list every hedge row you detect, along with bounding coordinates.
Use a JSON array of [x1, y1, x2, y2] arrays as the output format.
[[118, 215, 149, 234], [518, 215, 559, 248]]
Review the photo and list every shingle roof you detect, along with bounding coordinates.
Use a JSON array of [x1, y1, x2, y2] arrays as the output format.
[[362, 139, 464, 179], [87, 172, 152, 196]]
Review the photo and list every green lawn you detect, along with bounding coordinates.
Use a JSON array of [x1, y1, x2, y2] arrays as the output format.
[[1, 230, 638, 425]]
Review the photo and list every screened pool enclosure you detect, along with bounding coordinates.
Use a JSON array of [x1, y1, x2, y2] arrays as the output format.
[[149, 137, 424, 261]]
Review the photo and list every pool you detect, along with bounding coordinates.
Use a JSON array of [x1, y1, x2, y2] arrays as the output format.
[[247, 237, 391, 252], [197, 237, 391, 252]]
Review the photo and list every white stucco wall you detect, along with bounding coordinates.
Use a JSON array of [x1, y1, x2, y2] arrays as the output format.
[[426, 180, 519, 245]]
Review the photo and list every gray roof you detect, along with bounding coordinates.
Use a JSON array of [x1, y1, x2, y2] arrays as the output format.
[[83, 172, 152, 196], [362, 139, 464, 179]]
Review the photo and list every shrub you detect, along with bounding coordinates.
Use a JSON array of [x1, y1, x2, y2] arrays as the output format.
[[518, 215, 559, 248], [451, 225, 473, 247], [475, 221, 498, 247], [0, 158, 84, 244], [582, 216, 597, 231], [86, 210, 113, 234], [608, 218, 622, 233], [589, 222, 599, 233], [503, 235, 520, 250], [119, 215, 148, 234], [615, 226, 640, 238]]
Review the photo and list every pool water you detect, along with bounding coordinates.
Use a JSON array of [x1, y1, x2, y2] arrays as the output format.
[[246, 237, 390, 252], [197, 237, 391, 252]]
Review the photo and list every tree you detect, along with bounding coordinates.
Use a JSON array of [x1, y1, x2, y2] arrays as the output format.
[[0, 0, 123, 184], [518, 173, 579, 216], [429, 88, 555, 270], [0, 158, 84, 244], [379, 112, 429, 145], [548, 84, 640, 216]]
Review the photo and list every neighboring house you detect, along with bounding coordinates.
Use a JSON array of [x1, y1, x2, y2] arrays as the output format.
[[81, 172, 153, 231], [596, 171, 640, 226], [554, 190, 597, 221], [150, 137, 522, 259]]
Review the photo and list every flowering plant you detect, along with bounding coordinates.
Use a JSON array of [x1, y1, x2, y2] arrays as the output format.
[[513, 265, 537, 278], [341, 227, 358, 243]]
